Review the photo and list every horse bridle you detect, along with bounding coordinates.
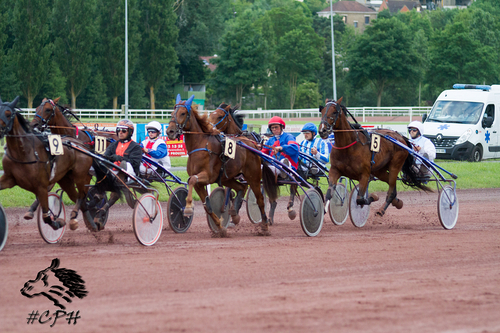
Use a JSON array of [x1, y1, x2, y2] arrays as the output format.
[[33, 99, 57, 131], [169, 103, 192, 139], [320, 101, 341, 135], [211, 107, 231, 129], [0, 103, 17, 138]]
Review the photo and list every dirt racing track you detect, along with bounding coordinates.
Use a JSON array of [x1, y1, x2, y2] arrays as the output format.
[[1, 187, 500, 333]]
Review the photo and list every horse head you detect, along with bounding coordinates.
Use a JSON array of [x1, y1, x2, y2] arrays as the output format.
[[167, 94, 195, 140], [30, 97, 62, 131], [0, 96, 20, 138], [209, 103, 232, 131], [318, 97, 344, 139]]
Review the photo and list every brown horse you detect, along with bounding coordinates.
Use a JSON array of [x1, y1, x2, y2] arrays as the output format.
[[208, 103, 298, 224], [166, 96, 277, 236], [0, 96, 93, 231], [318, 98, 431, 216], [25, 97, 118, 224]]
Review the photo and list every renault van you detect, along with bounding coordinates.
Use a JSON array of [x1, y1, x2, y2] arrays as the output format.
[[422, 84, 500, 162]]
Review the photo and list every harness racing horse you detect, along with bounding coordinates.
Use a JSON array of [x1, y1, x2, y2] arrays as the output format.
[[0, 96, 94, 231], [208, 103, 296, 224], [26, 97, 118, 224], [318, 98, 431, 217], [166, 96, 277, 236]]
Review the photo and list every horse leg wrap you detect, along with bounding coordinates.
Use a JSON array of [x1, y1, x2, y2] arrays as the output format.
[[325, 184, 336, 202], [203, 197, 212, 215], [233, 190, 244, 214], [24, 199, 39, 220]]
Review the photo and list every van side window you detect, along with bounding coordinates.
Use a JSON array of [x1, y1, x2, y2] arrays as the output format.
[[484, 104, 494, 120]]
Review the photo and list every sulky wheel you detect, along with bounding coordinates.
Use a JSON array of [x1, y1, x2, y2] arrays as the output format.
[[438, 185, 459, 230], [84, 187, 109, 230], [206, 187, 230, 233], [329, 182, 349, 226], [349, 186, 370, 228], [133, 193, 163, 246], [37, 192, 66, 244], [167, 186, 193, 233], [246, 186, 267, 224], [0, 203, 7, 252], [300, 188, 325, 237]]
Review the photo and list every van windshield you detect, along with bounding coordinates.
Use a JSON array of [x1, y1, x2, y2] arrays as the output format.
[[427, 101, 483, 124]]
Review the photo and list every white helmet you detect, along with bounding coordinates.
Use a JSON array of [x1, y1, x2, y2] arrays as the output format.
[[408, 120, 424, 136], [146, 121, 162, 133]]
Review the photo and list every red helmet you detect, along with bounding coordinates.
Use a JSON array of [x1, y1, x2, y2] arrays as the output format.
[[268, 116, 285, 129]]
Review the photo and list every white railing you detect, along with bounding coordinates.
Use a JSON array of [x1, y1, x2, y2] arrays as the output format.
[[19, 106, 432, 122]]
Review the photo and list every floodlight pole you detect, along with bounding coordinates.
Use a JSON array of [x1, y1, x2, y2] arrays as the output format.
[[125, 0, 129, 119], [330, 0, 337, 101]]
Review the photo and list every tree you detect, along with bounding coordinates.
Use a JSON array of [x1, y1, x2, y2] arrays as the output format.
[[52, 0, 97, 109], [10, 0, 52, 108], [175, 0, 231, 83], [294, 81, 321, 109], [98, 0, 141, 109], [278, 27, 323, 109], [139, 0, 178, 110], [426, 18, 498, 92], [211, 11, 271, 107], [346, 17, 419, 107]]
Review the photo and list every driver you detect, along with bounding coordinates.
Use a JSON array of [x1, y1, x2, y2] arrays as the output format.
[[261, 116, 299, 178], [298, 123, 329, 178], [140, 121, 171, 175], [94, 119, 142, 229], [408, 120, 436, 176]]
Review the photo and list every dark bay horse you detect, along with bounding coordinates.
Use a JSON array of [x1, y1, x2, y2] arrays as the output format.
[[318, 98, 431, 217], [25, 97, 118, 225], [208, 103, 297, 224], [0, 97, 93, 230], [166, 96, 277, 236]]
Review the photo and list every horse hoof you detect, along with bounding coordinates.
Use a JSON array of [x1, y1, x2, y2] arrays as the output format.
[[231, 214, 240, 225], [288, 209, 297, 220], [69, 219, 79, 231], [257, 222, 271, 236], [369, 193, 379, 202], [392, 198, 403, 209], [49, 219, 66, 231], [24, 211, 34, 220], [375, 209, 385, 217], [184, 207, 194, 217]]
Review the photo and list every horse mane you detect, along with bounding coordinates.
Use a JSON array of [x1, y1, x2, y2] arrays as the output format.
[[15, 111, 32, 133], [191, 104, 220, 135]]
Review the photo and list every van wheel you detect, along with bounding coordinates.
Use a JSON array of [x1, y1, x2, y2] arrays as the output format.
[[469, 146, 482, 162]]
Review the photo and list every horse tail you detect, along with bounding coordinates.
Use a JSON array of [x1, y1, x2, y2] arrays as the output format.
[[262, 162, 279, 202], [91, 158, 124, 198], [401, 137, 433, 193]]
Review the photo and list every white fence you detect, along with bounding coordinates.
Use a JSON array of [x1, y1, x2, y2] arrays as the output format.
[[19, 106, 432, 122]]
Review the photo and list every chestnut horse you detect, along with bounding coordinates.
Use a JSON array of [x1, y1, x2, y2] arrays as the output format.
[[318, 98, 431, 216], [26, 97, 118, 225], [0, 97, 93, 230], [166, 96, 277, 236], [209, 103, 298, 224]]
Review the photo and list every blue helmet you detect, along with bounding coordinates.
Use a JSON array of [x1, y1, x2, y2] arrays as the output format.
[[301, 122, 317, 136]]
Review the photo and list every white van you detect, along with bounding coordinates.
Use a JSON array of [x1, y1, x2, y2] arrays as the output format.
[[422, 84, 500, 162]]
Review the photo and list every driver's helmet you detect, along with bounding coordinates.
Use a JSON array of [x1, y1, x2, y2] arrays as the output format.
[[268, 116, 285, 130], [301, 122, 318, 136], [116, 119, 135, 136], [407, 120, 424, 136], [146, 121, 162, 134]]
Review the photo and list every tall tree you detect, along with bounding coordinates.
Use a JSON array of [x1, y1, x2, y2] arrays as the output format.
[[98, 0, 140, 109], [211, 11, 270, 107], [139, 0, 178, 109], [175, 0, 231, 83], [278, 27, 323, 109], [10, 0, 52, 108], [346, 17, 418, 107], [52, 0, 97, 109]]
